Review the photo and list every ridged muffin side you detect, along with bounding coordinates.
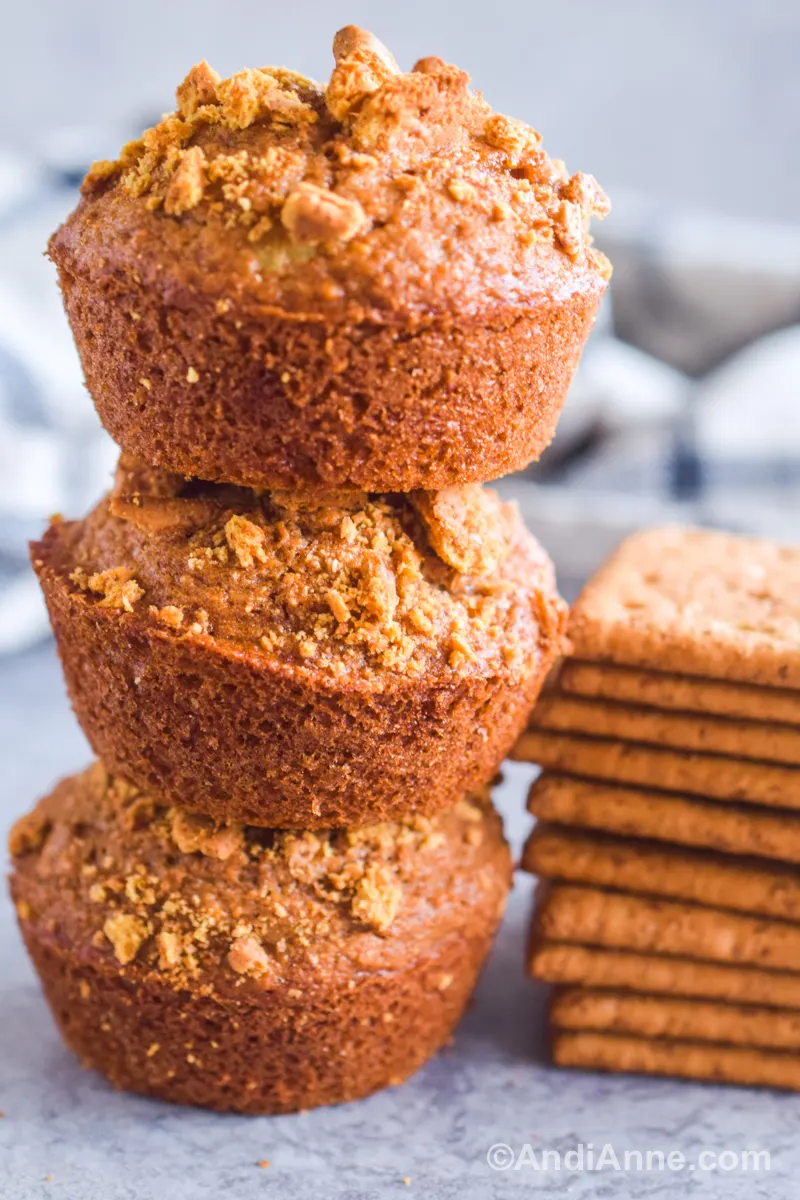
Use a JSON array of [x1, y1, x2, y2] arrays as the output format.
[[49, 27, 610, 491]]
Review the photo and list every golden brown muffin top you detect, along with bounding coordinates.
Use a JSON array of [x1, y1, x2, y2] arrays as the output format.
[[54, 27, 610, 321], [10, 764, 509, 996], [40, 458, 566, 684]]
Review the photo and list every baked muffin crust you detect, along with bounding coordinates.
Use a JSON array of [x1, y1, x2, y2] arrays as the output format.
[[78, 29, 609, 318], [49, 27, 610, 491], [10, 764, 511, 1113], [33, 459, 566, 826]]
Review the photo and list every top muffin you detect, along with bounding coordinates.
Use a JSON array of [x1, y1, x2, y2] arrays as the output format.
[[50, 27, 610, 492]]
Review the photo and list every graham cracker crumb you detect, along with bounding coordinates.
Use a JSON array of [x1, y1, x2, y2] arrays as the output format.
[[176, 60, 221, 119], [326, 26, 399, 121], [164, 146, 206, 216], [170, 809, 242, 861], [216, 68, 317, 132], [125, 873, 157, 906], [103, 912, 149, 965], [281, 183, 367, 245], [562, 170, 611, 218], [552, 199, 585, 259], [351, 863, 402, 933], [156, 930, 184, 968], [224, 514, 268, 568], [326, 588, 351, 624], [411, 486, 511, 575], [150, 604, 184, 629], [71, 566, 144, 612], [447, 178, 477, 204], [8, 810, 50, 856], [483, 113, 541, 162], [227, 934, 274, 978], [448, 628, 477, 668]]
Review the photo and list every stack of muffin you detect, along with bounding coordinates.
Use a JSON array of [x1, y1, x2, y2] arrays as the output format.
[[9, 28, 610, 1112], [516, 526, 800, 1092]]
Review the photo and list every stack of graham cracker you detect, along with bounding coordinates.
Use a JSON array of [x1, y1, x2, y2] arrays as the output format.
[[513, 525, 800, 1092]]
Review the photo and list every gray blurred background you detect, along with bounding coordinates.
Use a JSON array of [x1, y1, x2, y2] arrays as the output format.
[[6, 0, 800, 220]]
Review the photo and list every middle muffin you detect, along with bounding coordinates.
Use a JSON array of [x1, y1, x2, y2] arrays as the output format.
[[34, 458, 566, 828]]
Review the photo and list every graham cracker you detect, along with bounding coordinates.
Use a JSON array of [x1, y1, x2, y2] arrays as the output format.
[[551, 987, 800, 1051], [523, 824, 800, 922], [512, 729, 800, 810], [533, 883, 800, 972], [529, 941, 800, 1009], [533, 692, 800, 766], [567, 526, 800, 690], [560, 661, 800, 728], [527, 774, 800, 867], [553, 1030, 800, 1092]]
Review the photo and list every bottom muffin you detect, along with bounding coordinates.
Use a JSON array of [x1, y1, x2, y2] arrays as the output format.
[[9, 764, 511, 1114]]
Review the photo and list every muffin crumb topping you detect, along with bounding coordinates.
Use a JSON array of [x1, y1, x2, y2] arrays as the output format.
[[224, 514, 268, 568], [281, 182, 367, 244], [227, 934, 275, 979], [176, 60, 221, 119], [104, 911, 149, 965], [56, 462, 561, 683], [9, 766, 502, 992], [352, 863, 403, 933], [164, 146, 207, 215], [78, 27, 609, 274], [70, 566, 144, 612]]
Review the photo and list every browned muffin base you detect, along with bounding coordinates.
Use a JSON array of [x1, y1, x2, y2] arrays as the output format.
[[21, 925, 492, 1113], [55, 263, 600, 491]]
